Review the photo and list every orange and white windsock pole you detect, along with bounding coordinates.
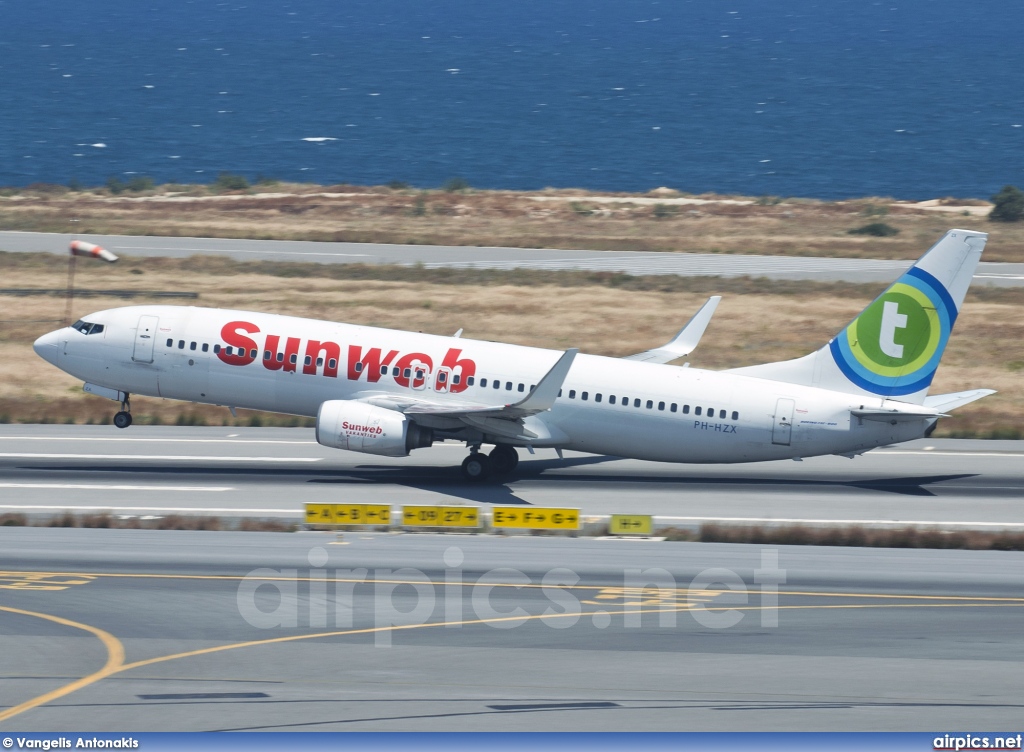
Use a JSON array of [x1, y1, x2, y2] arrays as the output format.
[[69, 240, 119, 263], [65, 240, 119, 324]]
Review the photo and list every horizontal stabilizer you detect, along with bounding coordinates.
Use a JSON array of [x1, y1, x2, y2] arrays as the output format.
[[923, 389, 996, 412], [851, 407, 946, 422], [625, 296, 721, 363]]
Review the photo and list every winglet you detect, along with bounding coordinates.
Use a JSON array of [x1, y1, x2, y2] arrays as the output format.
[[624, 296, 721, 363], [510, 348, 578, 413]]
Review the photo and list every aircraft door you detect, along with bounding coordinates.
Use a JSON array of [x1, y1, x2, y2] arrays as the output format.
[[433, 367, 452, 393], [772, 398, 795, 446], [133, 315, 159, 363]]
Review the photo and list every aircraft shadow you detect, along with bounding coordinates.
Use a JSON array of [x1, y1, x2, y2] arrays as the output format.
[[22, 459, 979, 506]]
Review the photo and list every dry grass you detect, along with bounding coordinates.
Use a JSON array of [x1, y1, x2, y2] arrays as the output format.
[[0, 511, 297, 531], [2, 183, 1023, 261], [658, 524, 1024, 551], [0, 250, 1019, 436]]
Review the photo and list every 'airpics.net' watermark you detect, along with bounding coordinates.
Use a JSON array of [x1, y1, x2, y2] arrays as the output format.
[[236, 547, 786, 645]]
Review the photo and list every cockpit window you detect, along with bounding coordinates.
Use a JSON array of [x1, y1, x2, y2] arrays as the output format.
[[72, 320, 104, 335]]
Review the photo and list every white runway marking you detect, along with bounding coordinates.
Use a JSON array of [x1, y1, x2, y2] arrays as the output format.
[[655, 515, 1024, 528], [872, 450, 1024, 458], [0, 453, 322, 462], [0, 484, 233, 492], [0, 504, 294, 513], [0, 437, 317, 445]]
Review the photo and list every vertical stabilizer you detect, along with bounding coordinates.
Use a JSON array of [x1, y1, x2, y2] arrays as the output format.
[[728, 229, 987, 404]]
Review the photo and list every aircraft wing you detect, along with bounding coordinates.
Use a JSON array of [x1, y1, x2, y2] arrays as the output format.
[[358, 349, 577, 444], [403, 348, 578, 419], [624, 296, 721, 363]]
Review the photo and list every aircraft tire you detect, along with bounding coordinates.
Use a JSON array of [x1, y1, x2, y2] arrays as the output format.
[[461, 453, 492, 482], [489, 445, 519, 474], [113, 411, 132, 429]]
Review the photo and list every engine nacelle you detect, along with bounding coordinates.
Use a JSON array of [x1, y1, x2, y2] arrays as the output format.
[[315, 400, 433, 457]]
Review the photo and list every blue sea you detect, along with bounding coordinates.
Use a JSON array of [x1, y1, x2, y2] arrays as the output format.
[[1, 0, 1022, 199]]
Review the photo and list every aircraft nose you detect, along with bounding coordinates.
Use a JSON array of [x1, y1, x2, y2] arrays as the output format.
[[33, 329, 62, 365]]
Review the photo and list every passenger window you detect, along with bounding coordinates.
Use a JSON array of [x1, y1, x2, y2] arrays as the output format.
[[225, 346, 233, 355], [250, 349, 257, 358], [289, 354, 297, 364], [328, 358, 337, 369], [683, 405, 690, 414], [518, 383, 525, 392], [505, 381, 512, 391], [569, 390, 576, 399], [732, 411, 739, 420], [380, 365, 388, 375], [438, 372, 447, 383], [695, 407, 702, 416], [393, 366, 400, 376], [178, 340, 185, 349], [190, 342, 197, 351], [213, 344, 221, 354], [202, 343, 209, 353], [609, 395, 616, 405], [634, 398, 641, 408], [493, 380, 500, 390], [354, 362, 364, 373], [304, 355, 312, 366], [670, 403, 677, 413], [276, 352, 284, 362], [646, 400, 653, 409], [404, 368, 412, 378], [317, 357, 324, 367], [263, 351, 272, 361], [454, 374, 462, 385], [558, 389, 562, 397], [720, 409, 726, 419], [480, 378, 488, 387], [595, 394, 602, 403], [707, 407, 713, 416], [581, 392, 588, 401], [166, 338, 173, 347], [416, 369, 424, 379], [658, 401, 665, 411]]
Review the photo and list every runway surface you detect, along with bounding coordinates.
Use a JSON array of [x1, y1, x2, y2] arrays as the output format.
[[1, 426, 1023, 530], [1, 529, 1022, 731], [3, 231, 1023, 286]]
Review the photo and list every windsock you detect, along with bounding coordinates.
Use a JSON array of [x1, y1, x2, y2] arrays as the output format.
[[70, 240, 118, 263]]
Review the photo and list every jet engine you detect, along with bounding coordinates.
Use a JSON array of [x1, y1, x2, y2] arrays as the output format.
[[315, 400, 434, 457]]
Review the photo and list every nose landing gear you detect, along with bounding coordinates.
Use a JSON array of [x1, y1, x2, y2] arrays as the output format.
[[113, 394, 133, 429]]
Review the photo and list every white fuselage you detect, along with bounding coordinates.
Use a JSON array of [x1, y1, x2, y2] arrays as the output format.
[[34, 305, 932, 463]]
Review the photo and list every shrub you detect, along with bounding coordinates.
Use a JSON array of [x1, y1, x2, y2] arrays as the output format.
[[106, 176, 126, 194], [126, 175, 155, 192], [214, 172, 250, 191], [848, 222, 899, 237], [652, 203, 678, 218], [442, 176, 469, 192], [989, 185, 1024, 222]]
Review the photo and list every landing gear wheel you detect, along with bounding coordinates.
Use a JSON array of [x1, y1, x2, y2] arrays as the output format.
[[489, 445, 519, 475], [461, 452, 492, 482], [113, 411, 133, 429]]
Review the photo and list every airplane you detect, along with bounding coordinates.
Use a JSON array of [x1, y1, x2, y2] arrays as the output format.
[[32, 229, 995, 481]]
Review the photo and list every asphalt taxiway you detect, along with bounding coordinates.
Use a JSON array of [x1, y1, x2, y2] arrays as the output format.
[[1, 426, 1023, 530], [1, 529, 1022, 731], [3, 231, 1023, 286]]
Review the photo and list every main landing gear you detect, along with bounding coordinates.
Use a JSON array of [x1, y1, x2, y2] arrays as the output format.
[[113, 394, 133, 429], [460, 444, 520, 482]]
